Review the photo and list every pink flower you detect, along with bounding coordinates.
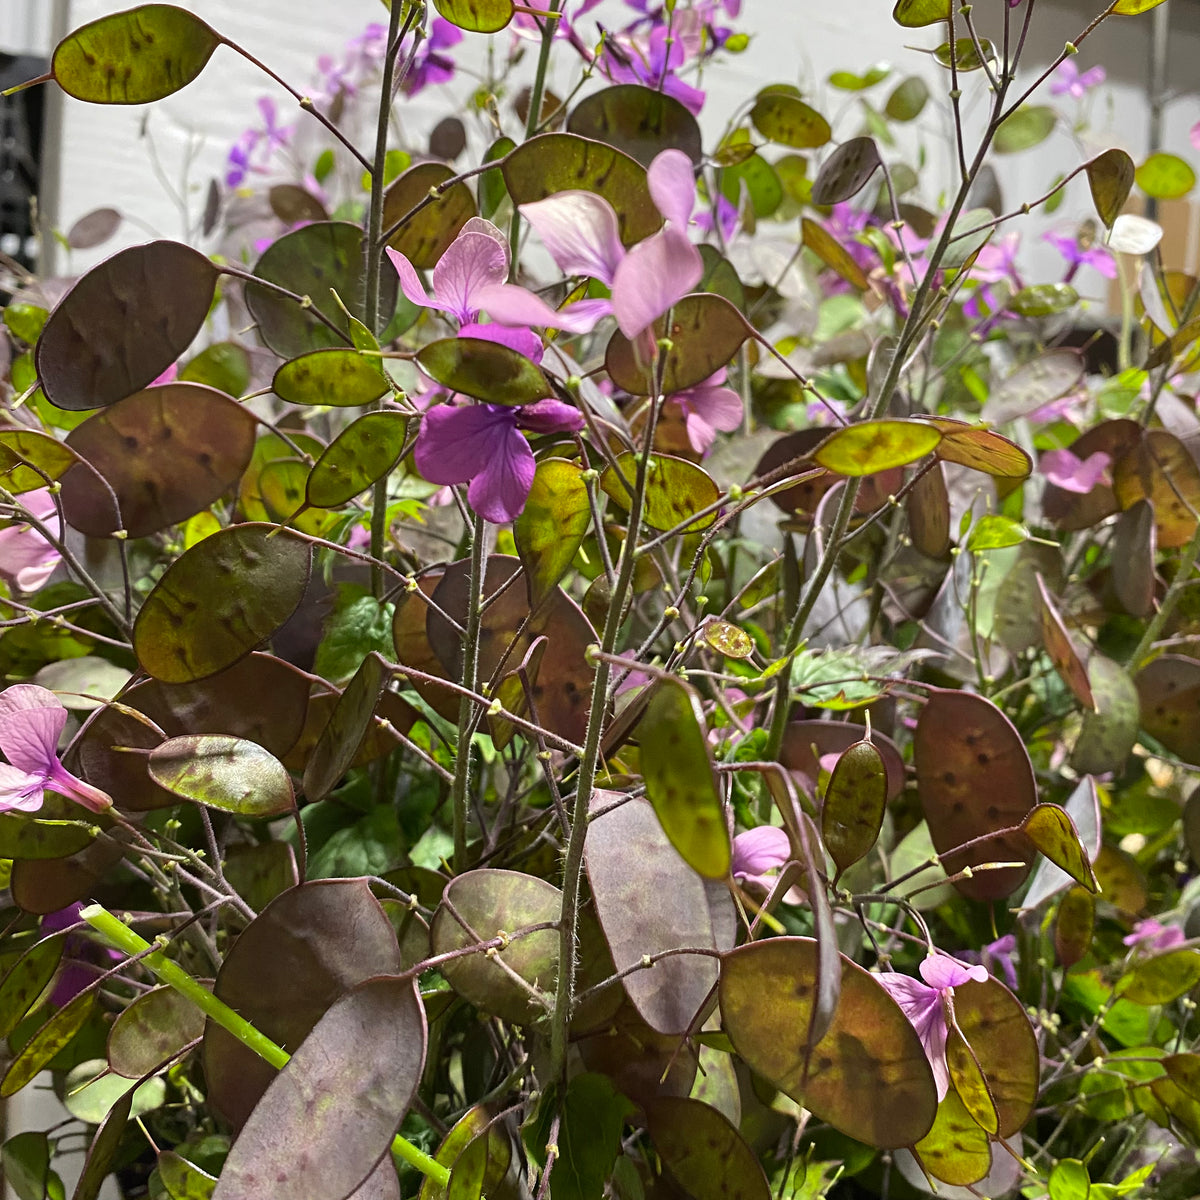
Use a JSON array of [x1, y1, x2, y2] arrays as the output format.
[[0, 488, 62, 593], [1192, 121, 1200, 153], [387, 217, 605, 335], [1040, 448, 1112, 494], [0, 685, 113, 814], [518, 149, 703, 340], [1050, 60, 1105, 100], [731, 826, 804, 904], [1123, 919, 1185, 953], [875, 955, 989, 1101], [669, 368, 743, 454]]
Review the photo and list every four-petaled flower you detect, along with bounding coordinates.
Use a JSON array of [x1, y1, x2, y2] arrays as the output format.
[[0, 488, 63, 593], [1040, 448, 1112, 494], [519, 149, 703, 340], [1123, 919, 1186, 954], [387, 217, 605, 335], [1050, 59, 1105, 100], [875, 954, 989, 1101], [669, 368, 744, 454], [0, 685, 113, 814]]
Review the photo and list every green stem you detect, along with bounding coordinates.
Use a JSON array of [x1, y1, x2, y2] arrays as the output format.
[[81, 904, 450, 1188], [452, 511, 488, 872], [1126, 516, 1200, 670]]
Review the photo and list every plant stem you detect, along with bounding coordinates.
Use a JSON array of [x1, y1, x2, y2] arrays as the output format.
[[452, 510, 488, 872], [1126, 516, 1200, 669], [81, 904, 450, 1189]]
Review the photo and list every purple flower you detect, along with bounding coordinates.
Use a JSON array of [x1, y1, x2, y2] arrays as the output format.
[[1124, 919, 1186, 953], [415, 398, 584, 524], [1039, 448, 1112, 494], [387, 218, 605, 335], [519, 149, 703, 339], [40, 903, 122, 1008], [875, 955, 989, 1101], [669, 368, 743, 454], [225, 97, 292, 188], [0, 488, 62, 593], [601, 24, 706, 114], [1192, 121, 1200, 153], [0, 685, 113, 814], [961, 933, 1018, 991], [731, 826, 805, 903], [1044, 231, 1116, 281], [1050, 60, 1105, 100], [402, 19, 464, 96]]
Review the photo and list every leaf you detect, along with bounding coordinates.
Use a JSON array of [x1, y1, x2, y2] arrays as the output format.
[[303, 651, 390, 803], [814, 419, 941, 475], [1071, 656, 1139, 775], [272, 349, 390, 409], [1087, 148, 1136, 228], [0, 814, 94, 860], [702, 619, 753, 659], [885, 76, 929, 120], [906, 463, 950, 557], [640, 678, 730, 879], [3, 1132, 65, 1200], [502, 133, 661, 247], [180, 341, 250, 397], [566, 84, 702, 167], [36, 241, 219, 411], [1043, 419, 1140, 531], [647, 1097, 770, 1200], [60, 383, 257, 538], [383, 161, 477, 268], [1055, 884, 1096, 968], [1108, 213, 1163, 255], [922, 417, 1032, 477], [514, 459, 592, 610], [1037, 574, 1094, 709], [73, 1090, 134, 1200], [210, 976, 425, 1200], [202, 879, 403, 1131], [1023, 776, 1101, 911], [944, 1019, 999, 1135], [984, 349, 1084, 424], [415, 337, 552, 405], [750, 93, 831, 149], [600, 452, 719, 533], [912, 1090, 991, 1186], [551, 1075, 636, 1200], [306, 413, 408, 509], [1137, 152, 1196, 199], [586, 794, 729, 1035], [148, 735, 295, 816], [915, 689, 1037, 901], [0, 429, 82, 494], [420, 1107, 511, 1200], [781, 719, 907, 801], [605, 293, 749, 396], [967, 514, 1028, 551], [1137, 655, 1200, 765], [892, 0, 950, 26], [1021, 804, 1099, 893], [1011, 282, 1078, 317], [1119, 950, 1200, 1005], [1048, 1159, 1091, 1200], [802, 217, 869, 290], [432, 0, 513, 34], [430, 870, 560, 1025], [1111, 499, 1157, 618], [0, 933, 65, 1038], [821, 740, 887, 878], [159, 1151, 218, 1200], [720, 938, 938, 1148], [828, 64, 890, 91], [50, 5, 221, 103], [1113, 429, 1200, 548], [932, 38, 995, 71], [133, 524, 312, 683], [108, 984, 207, 1078], [245, 222, 397, 358], [66, 207, 122, 250], [1, 990, 96, 1097], [810, 138, 882, 205], [719, 152, 783, 219], [994, 106, 1056, 154]]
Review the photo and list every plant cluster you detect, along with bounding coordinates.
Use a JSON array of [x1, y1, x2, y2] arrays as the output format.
[[0, 0, 1199, 1198]]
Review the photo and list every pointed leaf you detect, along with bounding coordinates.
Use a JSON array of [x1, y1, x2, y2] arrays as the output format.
[[1, 990, 96, 1097], [306, 413, 408, 509], [1037, 574, 1094, 708], [932, 38, 996, 71], [420, 1106, 511, 1200], [74, 1091, 134, 1200], [272, 348, 390, 409], [567, 84, 702, 167], [1087, 148, 1136, 228], [821, 739, 886, 877], [810, 137, 882, 205], [211, 976, 425, 1200], [640, 677, 730, 879], [51, 5, 220, 103], [1023, 776, 1101, 911], [0, 933, 65, 1039], [944, 1017, 999, 1135], [134, 524, 312, 683], [923, 417, 1031, 477], [814, 419, 941, 475], [514, 459, 591, 609], [1021, 804, 1099, 893], [720, 938, 938, 1148], [303, 651, 390, 803], [36, 241, 219, 411]]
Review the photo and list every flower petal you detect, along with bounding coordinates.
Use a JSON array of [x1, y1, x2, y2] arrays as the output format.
[[431, 231, 511, 325], [520, 192, 626, 285], [517, 399, 585, 436], [415, 404, 513, 487], [459, 321, 545, 363], [1040, 448, 1111, 494], [875, 971, 950, 1100], [472, 282, 606, 334], [732, 825, 790, 876], [467, 425, 536, 523], [0, 761, 45, 812], [46, 761, 112, 813], [648, 148, 696, 229], [919, 953, 988, 990], [0, 685, 68, 775], [386, 246, 442, 313], [610, 227, 702, 339]]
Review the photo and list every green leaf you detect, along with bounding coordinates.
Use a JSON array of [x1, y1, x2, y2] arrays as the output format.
[[566, 84, 702, 168], [0, 934, 65, 1039], [701, 619, 754, 659], [273, 348, 390, 409], [0, 429, 82, 494], [179, 341, 250, 397], [932, 39, 996, 71], [885, 76, 929, 121], [148, 735, 295, 816], [1136, 152, 1196, 200], [1119, 950, 1200, 1005], [416, 338, 552, 405], [1049, 1159, 1091, 1200], [420, 1106, 511, 1200], [1021, 804, 1099, 893], [551, 1074, 636, 1200], [814, 419, 941, 475], [719, 151, 784, 219], [821, 740, 887, 877], [640, 678, 731, 879], [966, 514, 1028, 551], [3, 302, 47, 346], [514, 459, 592, 610], [1055, 884, 1096, 968], [994, 106, 1056, 154], [306, 413, 408, 510], [828, 64, 890, 91], [600, 452, 719, 533], [478, 137, 516, 220], [1011, 282, 1078, 317], [158, 1151, 217, 1200], [750, 92, 831, 149], [647, 1097, 770, 1200], [433, 0, 514, 33], [801, 217, 869, 290], [1, 990, 96, 1097], [313, 587, 397, 685], [913, 1090, 991, 1186], [1071, 656, 1139, 775], [1087, 148, 1136, 228], [3, 1131, 65, 1200], [0, 814, 95, 860], [892, 0, 950, 27], [63, 1060, 164, 1124], [384, 161, 477, 268], [922, 417, 1031, 477], [108, 984, 206, 1078], [50, 5, 220, 104]]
